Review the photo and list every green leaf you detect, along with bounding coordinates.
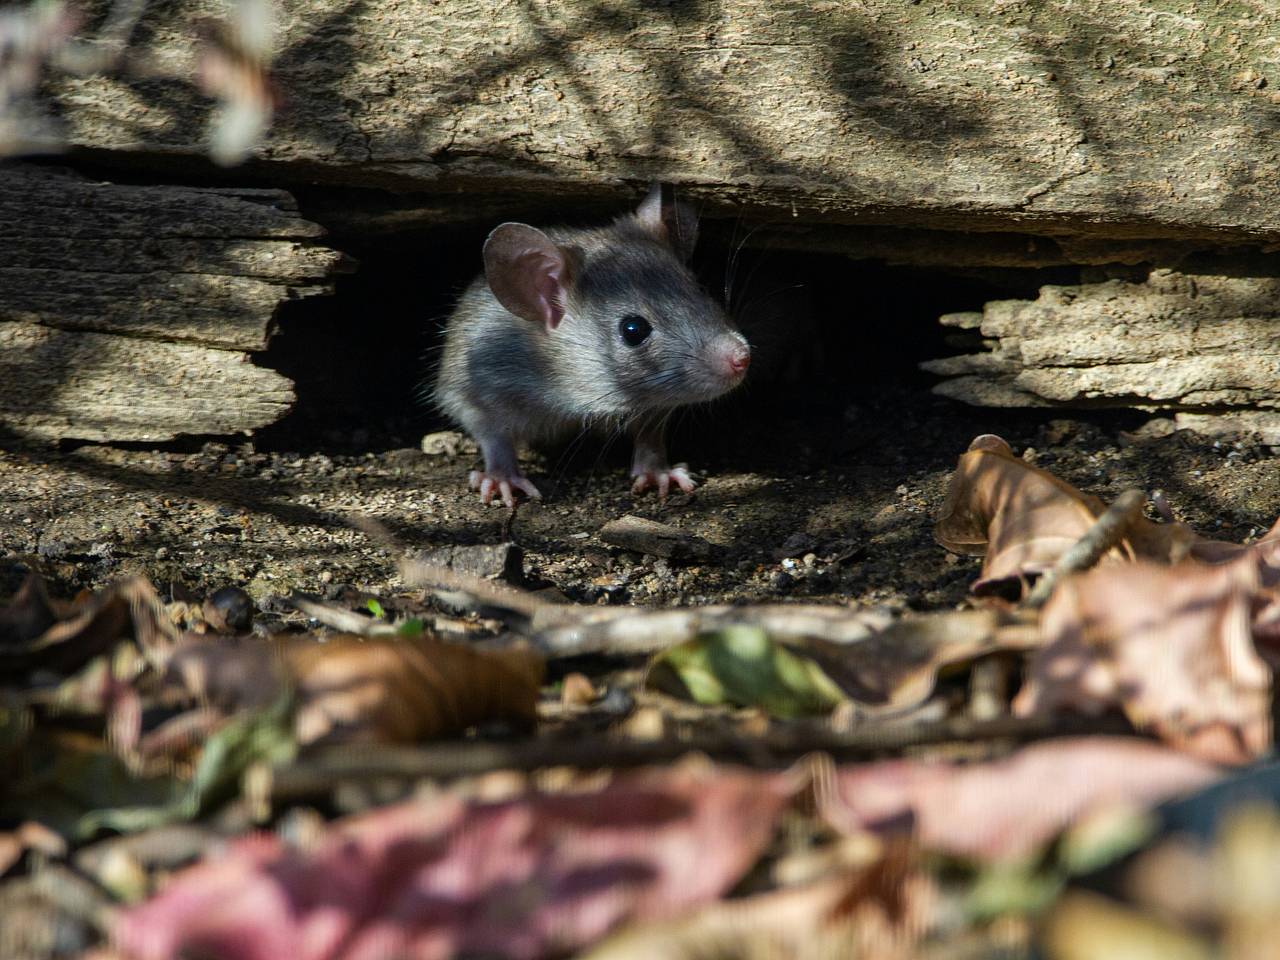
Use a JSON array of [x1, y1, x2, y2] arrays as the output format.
[[78, 692, 297, 837], [650, 626, 846, 719], [396, 618, 426, 637], [366, 598, 387, 619], [1058, 805, 1157, 876], [966, 860, 1065, 919]]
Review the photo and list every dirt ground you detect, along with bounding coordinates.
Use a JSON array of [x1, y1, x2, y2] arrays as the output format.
[[3, 380, 1277, 622]]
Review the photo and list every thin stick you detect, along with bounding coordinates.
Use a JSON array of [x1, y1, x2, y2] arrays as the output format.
[[398, 558, 554, 619], [287, 592, 396, 636], [269, 713, 1136, 802], [1024, 488, 1148, 609]]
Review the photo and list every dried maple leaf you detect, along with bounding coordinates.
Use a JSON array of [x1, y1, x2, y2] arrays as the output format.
[[1014, 556, 1272, 764], [820, 738, 1219, 863], [114, 765, 794, 960], [166, 632, 545, 745], [287, 634, 544, 743], [935, 435, 1192, 595]]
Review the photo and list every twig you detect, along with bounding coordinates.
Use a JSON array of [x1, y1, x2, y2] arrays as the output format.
[[399, 557, 555, 620], [1024, 488, 1148, 609], [286, 592, 396, 636], [268, 713, 1136, 802], [527, 603, 897, 658]]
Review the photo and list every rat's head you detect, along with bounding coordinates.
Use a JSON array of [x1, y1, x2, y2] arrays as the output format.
[[482, 184, 750, 419]]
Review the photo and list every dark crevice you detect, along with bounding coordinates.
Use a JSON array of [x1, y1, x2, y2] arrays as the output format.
[[251, 206, 1083, 455]]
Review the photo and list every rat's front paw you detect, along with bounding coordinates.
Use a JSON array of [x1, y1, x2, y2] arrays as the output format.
[[630, 465, 697, 499], [468, 470, 542, 507]]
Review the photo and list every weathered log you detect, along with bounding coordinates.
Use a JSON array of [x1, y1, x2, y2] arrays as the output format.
[[41, 0, 1280, 244], [0, 322, 295, 443], [921, 261, 1280, 442], [0, 164, 347, 442]]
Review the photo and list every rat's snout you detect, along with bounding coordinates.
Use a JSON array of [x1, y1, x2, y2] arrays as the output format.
[[713, 333, 751, 381]]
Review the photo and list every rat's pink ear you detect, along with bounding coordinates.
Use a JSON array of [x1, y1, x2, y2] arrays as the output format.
[[635, 183, 699, 261], [483, 223, 569, 329]]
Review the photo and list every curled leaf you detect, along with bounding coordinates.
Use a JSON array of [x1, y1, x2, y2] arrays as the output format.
[[1014, 556, 1272, 764], [935, 435, 1192, 595], [800, 608, 1039, 715], [0, 576, 176, 680]]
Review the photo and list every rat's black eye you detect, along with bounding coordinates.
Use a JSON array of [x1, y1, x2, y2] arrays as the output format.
[[618, 314, 653, 347]]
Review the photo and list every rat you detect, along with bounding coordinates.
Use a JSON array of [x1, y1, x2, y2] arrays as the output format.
[[433, 183, 751, 507]]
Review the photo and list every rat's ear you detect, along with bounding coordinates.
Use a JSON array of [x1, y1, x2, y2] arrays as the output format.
[[483, 223, 570, 329], [635, 182, 699, 261]]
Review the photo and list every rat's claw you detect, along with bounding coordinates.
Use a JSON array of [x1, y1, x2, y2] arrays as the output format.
[[469, 470, 542, 507], [631, 466, 697, 499]]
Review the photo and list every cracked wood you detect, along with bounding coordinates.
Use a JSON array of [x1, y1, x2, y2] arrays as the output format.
[[0, 165, 347, 442]]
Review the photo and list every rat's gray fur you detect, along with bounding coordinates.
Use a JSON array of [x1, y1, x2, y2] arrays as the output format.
[[434, 190, 748, 498]]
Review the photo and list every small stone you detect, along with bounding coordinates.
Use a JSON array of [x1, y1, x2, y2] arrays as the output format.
[[621, 706, 665, 741], [772, 531, 816, 561], [154, 546, 170, 560], [204, 586, 255, 633], [318, 569, 333, 584], [598, 515, 717, 561], [414, 542, 524, 583], [597, 687, 635, 716], [560, 672, 596, 707]]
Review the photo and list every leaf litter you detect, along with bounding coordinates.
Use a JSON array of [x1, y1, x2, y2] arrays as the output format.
[[2, 429, 1279, 958]]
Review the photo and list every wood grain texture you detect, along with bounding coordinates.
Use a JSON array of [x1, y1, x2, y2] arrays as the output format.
[[0, 164, 345, 441], [46, 0, 1280, 241], [921, 261, 1280, 435], [1, 165, 345, 351], [0, 322, 295, 442]]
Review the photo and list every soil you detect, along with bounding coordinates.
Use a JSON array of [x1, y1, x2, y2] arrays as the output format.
[[3, 381, 1277, 622]]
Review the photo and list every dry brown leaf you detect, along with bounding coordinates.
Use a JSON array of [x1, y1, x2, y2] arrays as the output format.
[[799, 608, 1039, 714], [167, 632, 544, 745], [1014, 556, 1272, 764], [561, 671, 596, 707], [1190, 515, 1280, 587], [935, 435, 1192, 594], [821, 738, 1219, 863], [287, 634, 544, 744], [0, 576, 177, 680]]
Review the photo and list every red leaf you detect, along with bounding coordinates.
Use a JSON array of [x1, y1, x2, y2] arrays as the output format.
[[114, 766, 794, 960], [822, 738, 1219, 862]]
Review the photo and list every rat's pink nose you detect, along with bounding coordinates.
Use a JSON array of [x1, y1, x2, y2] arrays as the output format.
[[717, 338, 751, 379]]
